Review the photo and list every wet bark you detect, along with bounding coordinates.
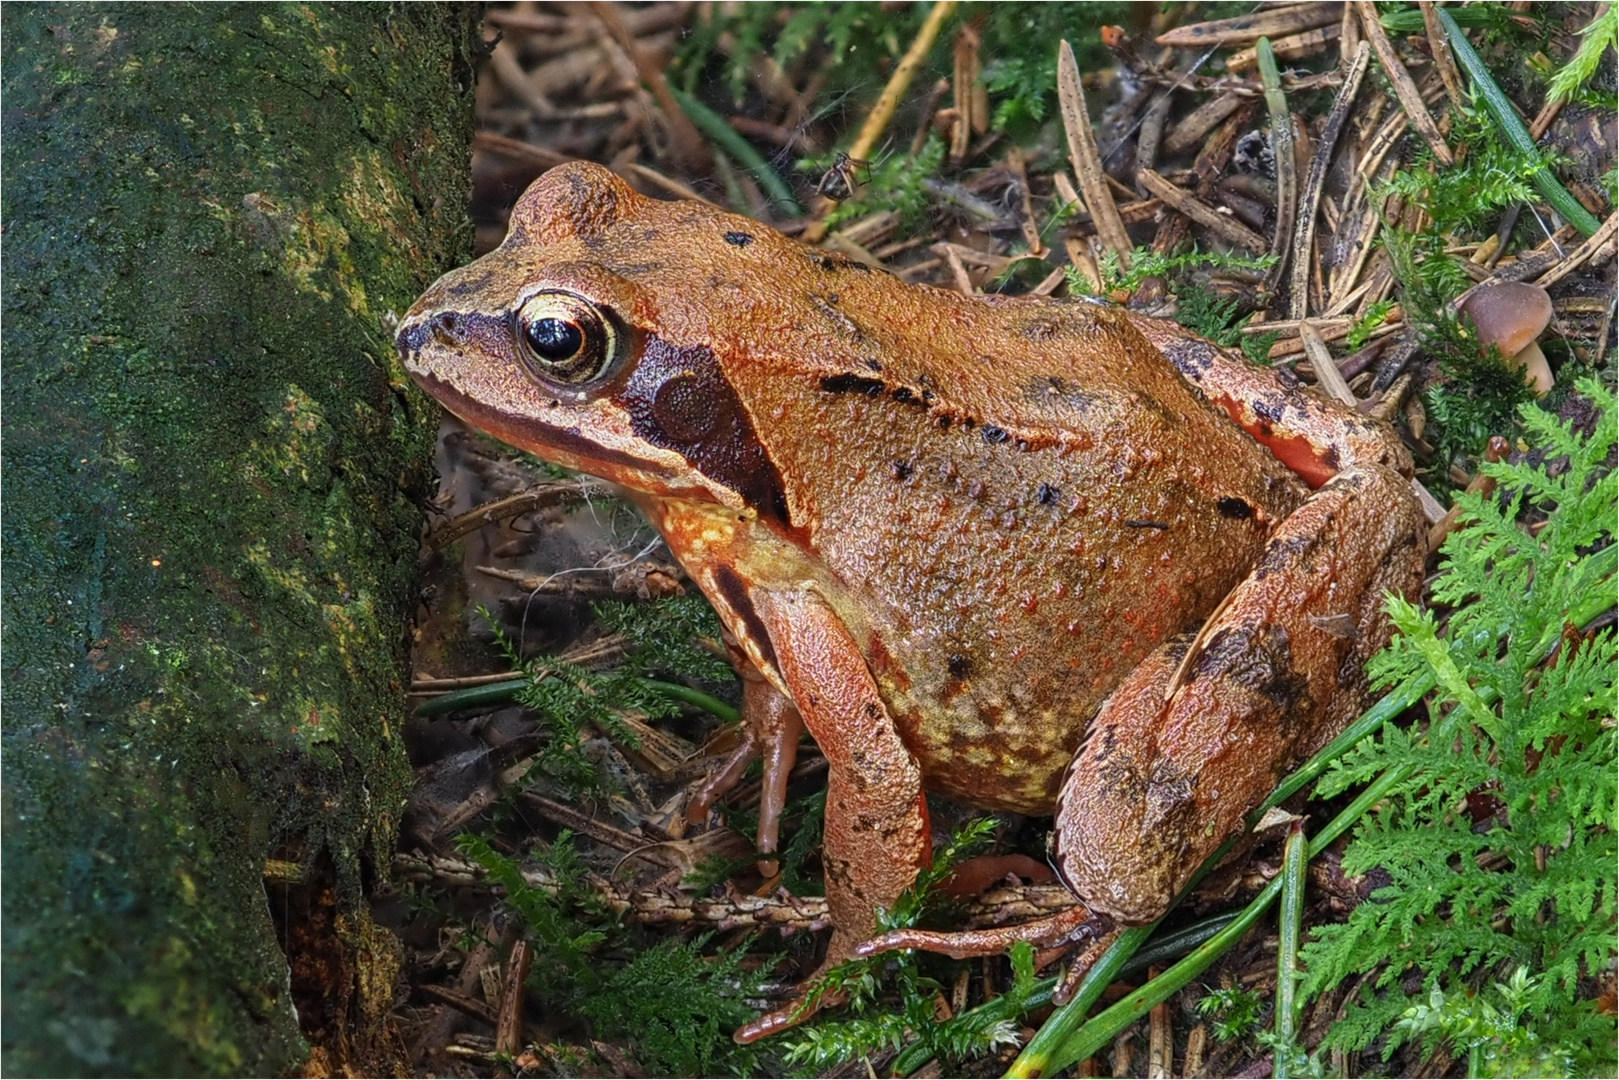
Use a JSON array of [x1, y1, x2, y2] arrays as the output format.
[[1, 4, 478, 1074]]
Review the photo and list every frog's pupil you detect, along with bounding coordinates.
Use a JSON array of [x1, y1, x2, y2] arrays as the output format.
[[528, 317, 582, 361]]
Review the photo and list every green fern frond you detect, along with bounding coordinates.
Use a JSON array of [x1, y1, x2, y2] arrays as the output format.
[[1300, 377, 1617, 1073]]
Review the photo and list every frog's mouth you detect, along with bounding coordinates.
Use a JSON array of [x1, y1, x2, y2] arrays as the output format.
[[408, 360, 712, 497]]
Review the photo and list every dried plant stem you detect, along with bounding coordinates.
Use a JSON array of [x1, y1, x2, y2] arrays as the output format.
[[1533, 210, 1619, 289], [1291, 40, 1371, 319], [494, 940, 532, 1056], [1162, 92, 1246, 157], [1147, 969, 1172, 1078], [590, 1, 710, 173], [1355, 0, 1453, 166], [426, 481, 605, 552], [1155, 2, 1341, 48], [844, 0, 959, 163], [1136, 168, 1267, 252], [1059, 39, 1133, 267], [1300, 320, 1358, 407], [1154, 104, 1255, 256], [1418, 0, 1467, 110], [802, 0, 959, 243], [1228, 24, 1341, 71], [1008, 146, 1045, 256], [473, 131, 574, 170]]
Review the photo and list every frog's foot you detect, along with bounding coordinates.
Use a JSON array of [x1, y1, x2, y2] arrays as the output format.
[[686, 724, 757, 822], [733, 979, 848, 1044], [686, 656, 804, 876], [853, 907, 1119, 1003]]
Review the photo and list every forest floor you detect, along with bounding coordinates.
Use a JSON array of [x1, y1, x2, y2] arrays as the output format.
[[375, 4, 1616, 1077]]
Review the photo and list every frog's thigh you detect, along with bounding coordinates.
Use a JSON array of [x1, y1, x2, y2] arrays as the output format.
[[1055, 466, 1424, 925], [753, 588, 931, 951]]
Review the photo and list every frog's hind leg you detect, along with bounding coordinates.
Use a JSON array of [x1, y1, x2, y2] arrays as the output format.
[[855, 465, 1422, 1002], [1054, 463, 1424, 925]]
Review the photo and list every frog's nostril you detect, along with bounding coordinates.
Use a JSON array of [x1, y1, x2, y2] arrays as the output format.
[[430, 312, 461, 347]]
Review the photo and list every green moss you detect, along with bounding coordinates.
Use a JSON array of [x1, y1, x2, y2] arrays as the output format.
[[1, 4, 478, 1074]]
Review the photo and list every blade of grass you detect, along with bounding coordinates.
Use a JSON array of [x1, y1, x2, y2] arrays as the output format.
[[667, 87, 802, 216], [1257, 39, 1298, 294], [891, 912, 1239, 1077], [414, 675, 739, 722], [1437, 7, 1603, 237], [1003, 672, 1434, 1077], [1024, 764, 1413, 1077], [1273, 822, 1308, 1078]]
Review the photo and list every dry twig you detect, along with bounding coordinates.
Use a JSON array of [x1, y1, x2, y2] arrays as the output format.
[[1418, 1, 1467, 111], [1162, 93, 1247, 157], [1534, 210, 1619, 289], [1292, 41, 1372, 318], [1300, 320, 1358, 406], [590, 1, 710, 172], [494, 940, 532, 1056], [1137, 168, 1268, 252], [425, 481, 606, 552], [1228, 25, 1341, 71], [1156, 3, 1343, 48]]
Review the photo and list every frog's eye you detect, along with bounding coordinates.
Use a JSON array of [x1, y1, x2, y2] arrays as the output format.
[[513, 290, 622, 386]]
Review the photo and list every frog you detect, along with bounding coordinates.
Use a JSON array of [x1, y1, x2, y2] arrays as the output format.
[[395, 161, 1426, 1041]]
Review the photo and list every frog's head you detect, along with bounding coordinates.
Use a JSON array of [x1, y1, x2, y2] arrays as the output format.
[[395, 161, 791, 525]]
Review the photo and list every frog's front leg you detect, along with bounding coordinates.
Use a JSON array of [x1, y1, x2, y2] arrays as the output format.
[[732, 587, 932, 1044], [686, 634, 804, 876]]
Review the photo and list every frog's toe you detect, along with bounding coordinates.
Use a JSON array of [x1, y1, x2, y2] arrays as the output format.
[[733, 985, 846, 1044], [686, 729, 757, 825], [687, 667, 805, 877], [1048, 928, 1124, 1005], [853, 905, 1107, 961]]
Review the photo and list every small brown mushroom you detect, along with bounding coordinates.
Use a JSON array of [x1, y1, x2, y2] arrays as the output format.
[[1457, 281, 1555, 395]]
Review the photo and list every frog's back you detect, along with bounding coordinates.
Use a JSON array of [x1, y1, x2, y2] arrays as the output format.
[[506, 164, 1312, 812], [732, 284, 1308, 811]]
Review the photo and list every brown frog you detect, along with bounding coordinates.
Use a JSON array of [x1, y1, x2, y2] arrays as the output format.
[[396, 162, 1425, 1040]]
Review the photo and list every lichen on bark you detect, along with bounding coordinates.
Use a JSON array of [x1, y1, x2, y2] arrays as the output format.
[[1, 4, 478, 1074]]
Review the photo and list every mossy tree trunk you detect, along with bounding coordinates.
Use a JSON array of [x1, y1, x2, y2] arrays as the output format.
[[2, 5, 478, 1074]]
